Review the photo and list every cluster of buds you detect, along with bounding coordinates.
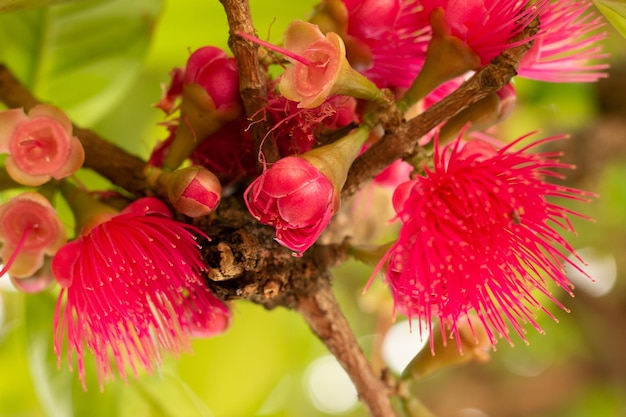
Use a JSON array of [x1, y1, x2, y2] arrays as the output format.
[[0, 0, 611, 392]]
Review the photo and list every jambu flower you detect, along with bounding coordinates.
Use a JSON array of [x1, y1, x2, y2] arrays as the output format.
[[237, 20, 386, 108], [415, 0, 543, 66], [245, 127, 370, 255], [517, 0, 609, 83], [0, 192, 66, 279], [0, 105, 85, 186], [311, 0, 429, 90], [373, 133, 591, 349], [52, 193, 230, 389]]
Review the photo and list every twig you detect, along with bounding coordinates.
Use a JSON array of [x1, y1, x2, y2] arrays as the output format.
[[297, 277, 396, 417], [219, 0, 279, 163], [341, 20, 539, 199]]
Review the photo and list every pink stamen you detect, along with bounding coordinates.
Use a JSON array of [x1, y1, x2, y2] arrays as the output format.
[[0, 224, 34, 276], [235, 31, 313, 66]]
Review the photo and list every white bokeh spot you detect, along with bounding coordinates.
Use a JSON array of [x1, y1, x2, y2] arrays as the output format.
[[382, 318, 430, 374], [566, 247, 617, 298], [304, 355, 358, 414]]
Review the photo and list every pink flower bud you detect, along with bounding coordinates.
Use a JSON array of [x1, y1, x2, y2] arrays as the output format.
[[158, 47, 244, 171], [245, 156, 338, 256], [185, 46, 241, 113], [162, 166, 222, 218], [0, 192, 66, 278], [0, 105, 85, 186]]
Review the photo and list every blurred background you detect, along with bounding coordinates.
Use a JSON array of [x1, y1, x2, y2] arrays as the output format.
[[1, 0, 625, 416]]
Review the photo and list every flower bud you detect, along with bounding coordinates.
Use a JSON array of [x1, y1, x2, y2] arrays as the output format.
[[245, 127, 370, 255], [160, 47, 243, 171], [159, 166, 222, 218]]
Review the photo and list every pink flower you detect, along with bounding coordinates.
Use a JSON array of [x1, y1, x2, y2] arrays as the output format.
[[416, 0, 542, 66], [374, 134, 591, 348], [0, 105, 85, 186], [244, 156, 338, 256], [341, 0, 429, 89], [0, 192, 66, 279], [51, 197, 230, 389], [236, 20, 384, 109], [518, 0, 609, 83]]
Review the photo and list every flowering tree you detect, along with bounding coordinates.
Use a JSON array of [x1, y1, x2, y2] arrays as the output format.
[[0, 0, 623, 416]]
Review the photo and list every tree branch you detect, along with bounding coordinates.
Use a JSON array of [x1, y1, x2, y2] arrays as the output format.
[[219, 0, 279, 163], [297, 277, 396, 417]]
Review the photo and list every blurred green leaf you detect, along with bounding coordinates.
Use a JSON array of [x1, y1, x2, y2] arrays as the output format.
[[123, 371, 213, 417], [0, 0, 162, 124], [0, 0, 73, 13], [594, 0, 626, 38], [24, 292, 73, 417]]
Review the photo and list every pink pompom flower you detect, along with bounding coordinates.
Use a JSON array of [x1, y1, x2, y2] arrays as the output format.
[[334, 0, 429, 89], [518, 0, 609, 83], [0, 105, 85, 186], [372, 133, 592, 349], [0, 192, 66, 279], [416, 0, 543, 66], [52, 196, 230, 389]]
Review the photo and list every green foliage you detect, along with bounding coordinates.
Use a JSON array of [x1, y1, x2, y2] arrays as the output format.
[[0, 0, 162, 124], [0, 0, 69, 13], [594, 0, 626, 38]]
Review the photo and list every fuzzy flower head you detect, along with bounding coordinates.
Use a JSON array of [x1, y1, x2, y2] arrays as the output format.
[[312, 0, 429, 89], [376, 134, 591, 348], [517, 0, 609, 83], [51, 197, 230, 389], [0, 192, 66, 279], [0, 105, 85, 186], [343, 0, 429, 89], [416, 0, 542, 66]]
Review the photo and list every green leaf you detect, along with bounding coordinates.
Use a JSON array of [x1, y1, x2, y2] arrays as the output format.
[[0, 0, 70, 14], [122, 370, 214, 417], [0, 0, 162, 124], [594, 0, 626, 38], [23, 292, 73, 417]]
